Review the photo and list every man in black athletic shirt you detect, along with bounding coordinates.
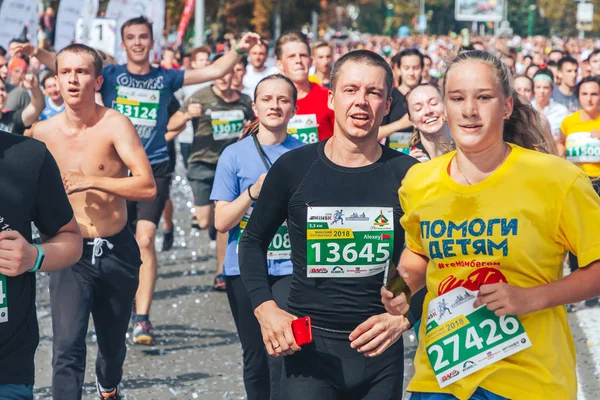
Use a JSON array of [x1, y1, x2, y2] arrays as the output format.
[[239, 50, 420, 399]]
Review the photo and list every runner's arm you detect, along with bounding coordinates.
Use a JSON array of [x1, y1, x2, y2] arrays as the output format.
[[167, 110, 192, 132], [14, 44, 57, 74], [73, 113, 156, 202], [215, 197, 253, 233], [21, 76, 45, 127], [239, 160, 290, 310], [558, 133, 566, 158], [183, 32, 261, 86], [381, 248, 428, 316], [378, 114, 412, 141], [164, 125, 185, 142], [215, 173, 265, 233], [529, 261, 600, 311], [34, 216, 82, 272]]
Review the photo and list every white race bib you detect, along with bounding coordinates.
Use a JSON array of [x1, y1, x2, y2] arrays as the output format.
[[306, 207, 394, 278], [211, 110, 245, 141], [288, 114, 319, 144], [425, 287, 531, 388], [566, 132, 600, 163], [113, 86, 159, 127]]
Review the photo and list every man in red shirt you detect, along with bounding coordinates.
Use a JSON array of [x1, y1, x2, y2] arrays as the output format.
[[275, 31, 334, 142]]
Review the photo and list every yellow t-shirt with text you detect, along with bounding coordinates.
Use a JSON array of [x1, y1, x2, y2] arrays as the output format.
[[561, 110, 600, 177], [400, 144, 600, 400]]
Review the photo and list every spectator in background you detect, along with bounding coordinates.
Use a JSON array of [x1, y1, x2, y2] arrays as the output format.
[[554, 56, 581, 113], [41, 8, 56, 45], [503, 55, 516, 77], [161, 48, 181, 70], [40, 75, 64, 121], [8, 39, 27, 60], [0, 46, 6, 57], [514, 75, 534, 102], [471, 41, 486, 51], [0, 75, 45, 135], [532, 68, 569, 153], [548, 49, 564, 63], [421, 54, 438, 85], [0, 54, 32, 113], [582, 58, 592, 79], [182, 53, 192, 70], [231, 56, 249, 96], [526, 64, 540, 79], [589, 49, 600, 77], [547, 60, 560, 85], [309, 40, 333, 87], [379, 48, 423, 150], [8, 58, 27, 86], [192, 46, 211, 69], [243, 42, 277, 96]]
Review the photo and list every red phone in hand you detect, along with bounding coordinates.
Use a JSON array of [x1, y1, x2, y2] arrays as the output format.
[[292, 316, 312, 346]]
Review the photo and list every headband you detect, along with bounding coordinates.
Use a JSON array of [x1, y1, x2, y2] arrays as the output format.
[[533, 74, 553, 84]]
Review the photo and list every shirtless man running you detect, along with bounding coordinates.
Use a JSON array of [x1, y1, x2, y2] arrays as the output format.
[[28, 44, 156, 400]]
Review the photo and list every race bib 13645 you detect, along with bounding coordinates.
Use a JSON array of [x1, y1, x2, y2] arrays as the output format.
[[425, 287, 531, 388], [306, 207, 394, 278]]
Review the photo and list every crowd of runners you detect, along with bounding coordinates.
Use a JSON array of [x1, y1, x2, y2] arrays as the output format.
[[0, 14, 600, 400]]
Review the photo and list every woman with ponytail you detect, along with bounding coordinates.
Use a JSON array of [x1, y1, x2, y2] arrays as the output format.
[[382, 51, 600, 400], [208, 74, 302, 400]]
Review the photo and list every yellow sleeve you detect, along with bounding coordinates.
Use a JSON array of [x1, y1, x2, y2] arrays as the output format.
[[560, 116, 568, 136], [557, 173, 600, 267], [399, 174, 426, 256]]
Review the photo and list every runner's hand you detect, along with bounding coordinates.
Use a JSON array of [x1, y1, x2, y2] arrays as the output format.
[[249, 173, 267, 199], [254, 300, 301, 357], [591, 130, 600, 139], [22, 72, 38, 90], [12, 43, 36, 58], [409, 148, 429, 161], [235, 32, 261, 53], [381, 285, 410, 316], [474, 283, 538, 316], [0, 230, 38, 277], [349, 313, 409, 357], [185, 103, 202, 119], [63, 170, 91, 195]]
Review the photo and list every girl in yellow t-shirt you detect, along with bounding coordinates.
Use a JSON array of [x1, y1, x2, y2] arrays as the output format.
[[382, 51, 600, 400]]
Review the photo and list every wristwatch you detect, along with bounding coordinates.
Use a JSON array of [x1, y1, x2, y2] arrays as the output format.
[[29, 244, 45, 273]]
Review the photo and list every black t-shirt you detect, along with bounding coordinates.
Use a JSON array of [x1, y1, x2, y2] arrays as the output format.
[[382, 88, 414, 154], [382, 88, 408, 128], [0, 109, 26, 136], [239, 141, 419, 331], [0, 131, 74, 385]]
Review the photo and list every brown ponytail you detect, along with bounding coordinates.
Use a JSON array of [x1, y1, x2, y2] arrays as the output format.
[[238, 119, 260, 141]]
